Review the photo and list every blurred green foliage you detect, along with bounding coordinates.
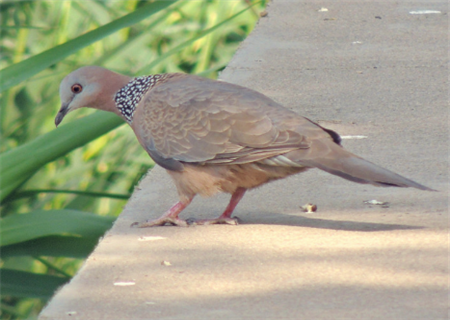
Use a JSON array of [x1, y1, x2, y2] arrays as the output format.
[[0, 0, 265, 318]]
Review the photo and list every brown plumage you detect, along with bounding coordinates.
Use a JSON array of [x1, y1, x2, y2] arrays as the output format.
[[56, 66, 434, 227]]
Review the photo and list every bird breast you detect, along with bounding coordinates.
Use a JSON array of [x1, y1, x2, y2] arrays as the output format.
[[167, 162, 308, 203]]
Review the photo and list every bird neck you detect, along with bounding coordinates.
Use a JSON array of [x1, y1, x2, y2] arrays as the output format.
[[94, 72, 132, 119], [113, 74, 169, 124]]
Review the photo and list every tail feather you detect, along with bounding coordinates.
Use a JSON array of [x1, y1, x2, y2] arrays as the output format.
[[311, 156, 434, 191], [288, 141, 435, 191]]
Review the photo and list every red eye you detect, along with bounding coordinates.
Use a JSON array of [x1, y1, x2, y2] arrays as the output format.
[[71, 84, 83, 93]]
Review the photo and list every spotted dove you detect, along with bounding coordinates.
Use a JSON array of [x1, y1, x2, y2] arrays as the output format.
[[56, 66, 433, 227]]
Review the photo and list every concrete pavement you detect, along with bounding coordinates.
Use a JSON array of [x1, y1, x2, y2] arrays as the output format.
[[40, 1, 448, 319]]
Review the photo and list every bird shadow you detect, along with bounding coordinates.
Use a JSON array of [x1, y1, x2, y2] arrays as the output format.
[[238, 212, 423, 232]]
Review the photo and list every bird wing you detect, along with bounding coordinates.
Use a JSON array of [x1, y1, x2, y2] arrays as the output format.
[[131, 74, 334, 171]]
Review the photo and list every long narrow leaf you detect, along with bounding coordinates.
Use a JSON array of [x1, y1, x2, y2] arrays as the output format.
[[0, 209, 115, 246], [137, 1, 260, 75], [93, 1, 185, 68], [0, 269, 69, 299], [1, 236, 100, 259], [7, 189, 131, 203], [0, 0, 177, 92], [0, 111, 124, 202]]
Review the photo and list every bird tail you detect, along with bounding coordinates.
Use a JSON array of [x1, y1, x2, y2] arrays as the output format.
[[288, 141, 435, 191]]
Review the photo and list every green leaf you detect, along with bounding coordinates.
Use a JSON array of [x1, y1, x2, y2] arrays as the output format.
[[137, 1, 260, 75], [0, 0, 178, 92], [0, 269, 69, 299], [7, 189, 130, 203], [93, 1, 185, 68], [0, 111, 124, 202], [1, 235, 100, 259], [0, 209, 115, 246]]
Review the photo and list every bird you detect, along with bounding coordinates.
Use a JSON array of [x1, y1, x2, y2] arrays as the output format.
[[56, 66, 434, 227]]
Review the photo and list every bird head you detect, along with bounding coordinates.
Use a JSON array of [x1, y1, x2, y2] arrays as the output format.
[[55, 66, 131, 126]]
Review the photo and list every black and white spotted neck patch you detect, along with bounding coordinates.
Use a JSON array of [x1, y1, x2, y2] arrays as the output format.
[[114, 74, 165, 123]]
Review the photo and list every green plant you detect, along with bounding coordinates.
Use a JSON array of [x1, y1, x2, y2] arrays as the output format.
[[0, 0, 264, 318]]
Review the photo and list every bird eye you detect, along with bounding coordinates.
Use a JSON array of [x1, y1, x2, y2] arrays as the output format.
[[71, 84, 83, 94]]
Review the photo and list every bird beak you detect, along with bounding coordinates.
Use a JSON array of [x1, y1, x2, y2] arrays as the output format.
[[55, 103, 70, 127]]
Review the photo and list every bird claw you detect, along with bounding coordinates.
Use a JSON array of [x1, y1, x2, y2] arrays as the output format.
[[189, 216, 241, 226], [185, 218, 198, 225], [130, 217, 189, 228]]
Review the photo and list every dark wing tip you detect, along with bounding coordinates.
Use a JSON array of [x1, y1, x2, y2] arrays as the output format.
[[374, 180, 437, 191]]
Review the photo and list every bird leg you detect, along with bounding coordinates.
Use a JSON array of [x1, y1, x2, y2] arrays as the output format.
[[131, 197, 193, 228], [193, 188, 247, 225], [131, 188, 247, 227]]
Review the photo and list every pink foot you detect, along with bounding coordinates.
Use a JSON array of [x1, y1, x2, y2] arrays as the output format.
[[191, 216, 241, 225], [190, 188, 246, 226], [131, 199, 192, 228], [131, 216, 189, 227]]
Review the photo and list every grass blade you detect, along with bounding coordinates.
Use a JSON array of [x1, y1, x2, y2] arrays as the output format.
[[0, 269, 69, 299], [1, 236, 101, 259], [0, 111, 124, 202], [0, 209, 115, 246], [0, 0, 177, 92], [137, 1, 260, 75], [6, 189, 130, 203]]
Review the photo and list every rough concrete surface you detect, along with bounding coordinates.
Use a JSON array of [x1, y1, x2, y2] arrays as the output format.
[[40, 1, 448, 319]]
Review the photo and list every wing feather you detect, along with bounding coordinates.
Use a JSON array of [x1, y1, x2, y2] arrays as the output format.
[[131, 74, 331, 168]]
